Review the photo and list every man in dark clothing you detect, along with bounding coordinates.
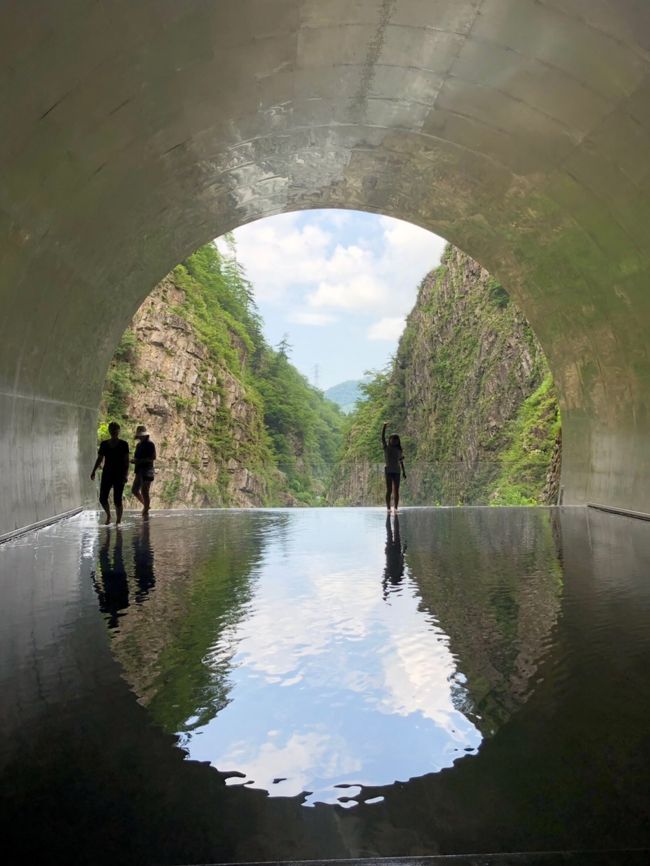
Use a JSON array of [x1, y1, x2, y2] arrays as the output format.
[[91, 421, 129, 525], [131, 424, 157, 519]]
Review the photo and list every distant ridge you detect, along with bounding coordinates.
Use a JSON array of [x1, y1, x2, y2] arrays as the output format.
[[324, 379, 366, 414]]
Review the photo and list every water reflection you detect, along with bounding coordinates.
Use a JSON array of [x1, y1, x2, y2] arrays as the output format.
[[3, 507, 650, 864], [92, 524, 156, 629], [95, 529, 129, 629], [382, 513, 406, 599], [133, 522, 155, 601], [404, 509, 564, 732], [101, 509, 563, 806]]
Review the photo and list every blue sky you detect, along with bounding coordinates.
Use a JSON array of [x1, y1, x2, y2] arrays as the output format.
[[217, 210, 446, 390]]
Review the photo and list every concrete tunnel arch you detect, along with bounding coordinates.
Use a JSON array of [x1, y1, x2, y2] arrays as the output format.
[[1, 0, 650, 537]]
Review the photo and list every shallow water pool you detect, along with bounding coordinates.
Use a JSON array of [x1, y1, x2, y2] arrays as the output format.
[[1, 507, 649, 864]]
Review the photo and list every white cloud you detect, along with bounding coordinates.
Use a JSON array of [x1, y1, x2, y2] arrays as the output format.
[[288, 310, 336, 326], [226, 213, 332, 303], [368, 316, 406, 341], [374, 217, 447, 313], [227, 210, 446, 316], [309, 273, 388, 311]]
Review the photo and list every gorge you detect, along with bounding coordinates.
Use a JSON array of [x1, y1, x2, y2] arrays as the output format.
[[99, 239, 560, 509]]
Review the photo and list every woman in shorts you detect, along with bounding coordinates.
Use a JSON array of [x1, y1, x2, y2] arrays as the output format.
[[382, 421, 407, 512], [131, 424, 157, 518]]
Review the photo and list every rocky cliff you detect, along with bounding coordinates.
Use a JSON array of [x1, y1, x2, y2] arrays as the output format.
[[331, 246, 561, 505], [107, 277, 270, 508], [99, 243, 344, 509]]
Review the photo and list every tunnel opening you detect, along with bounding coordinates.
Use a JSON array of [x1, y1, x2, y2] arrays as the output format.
[[93, 209, 561, 514], [2, 0, 650, 537]]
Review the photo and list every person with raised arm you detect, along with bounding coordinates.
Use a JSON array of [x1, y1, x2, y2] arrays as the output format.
[[382, 421, 406, 512]]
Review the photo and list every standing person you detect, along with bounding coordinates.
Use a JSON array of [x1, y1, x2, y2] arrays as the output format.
[[91, 421, 129, 525], [382, 421, 406, 512], [131, 424, 156, 519]]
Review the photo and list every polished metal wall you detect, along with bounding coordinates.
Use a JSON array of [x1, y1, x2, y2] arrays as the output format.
[[1, 1, 650, 533]]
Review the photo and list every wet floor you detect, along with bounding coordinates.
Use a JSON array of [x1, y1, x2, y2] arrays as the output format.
[[1, 507, 649, 865]]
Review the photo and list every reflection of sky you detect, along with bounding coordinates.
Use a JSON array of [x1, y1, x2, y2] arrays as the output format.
[[183, 510, 482, 806]]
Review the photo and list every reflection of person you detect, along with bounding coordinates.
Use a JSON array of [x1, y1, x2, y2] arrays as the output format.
[[131, 424, 156, 519], [382, 421, 407, 512], [133, 520, 155, 602], [383, 513, 406, 599], [91, 421, 129, 525], [95, 529, 129, 629]]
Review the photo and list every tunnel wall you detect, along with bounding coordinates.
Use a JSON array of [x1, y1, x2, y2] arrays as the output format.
[[0, 392, 94, 537], [1, 0, 650, 534]]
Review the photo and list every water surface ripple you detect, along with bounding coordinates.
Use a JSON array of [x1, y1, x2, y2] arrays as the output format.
[[1, 506, 650, 865]]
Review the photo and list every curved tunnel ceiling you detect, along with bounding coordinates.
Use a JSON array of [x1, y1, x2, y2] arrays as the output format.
[[1, 0, 650, 534]]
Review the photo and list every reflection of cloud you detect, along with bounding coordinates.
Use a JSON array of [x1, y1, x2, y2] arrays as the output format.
[[186, 512, 482, 800], [231, 556, 380, 679], [378, 632, 473, 739], [218, 729, 363, 802]]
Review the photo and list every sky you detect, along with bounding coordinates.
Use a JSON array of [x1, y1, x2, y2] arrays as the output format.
[[217, 210, 447, 390]]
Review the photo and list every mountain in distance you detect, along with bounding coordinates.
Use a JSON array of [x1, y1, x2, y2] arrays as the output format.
[[324, 379, 368, 414]]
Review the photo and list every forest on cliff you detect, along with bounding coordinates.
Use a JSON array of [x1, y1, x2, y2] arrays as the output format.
[[100, 238, 560, 509], [329, 246, 561, 506], [99, 240, 344, 507]]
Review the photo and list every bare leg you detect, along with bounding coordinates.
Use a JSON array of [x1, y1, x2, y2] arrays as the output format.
[[385, 474, 392, 511], [99, 490, 111, 525], [393, 479, 400, 512], [114, 483, 124, 525], [132, 476, 145, 508]]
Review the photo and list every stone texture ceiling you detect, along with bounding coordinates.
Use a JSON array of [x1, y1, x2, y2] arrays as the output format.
[[1, 0, 650, 532]]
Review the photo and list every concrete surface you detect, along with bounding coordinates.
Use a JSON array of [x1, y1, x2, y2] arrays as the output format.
[[1, 1, 650, 534]]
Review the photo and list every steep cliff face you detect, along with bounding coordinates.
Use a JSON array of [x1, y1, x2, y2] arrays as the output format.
[[111, 277, 273, 508], [99, 243, 344, 509], [332, 246, 560, 505]]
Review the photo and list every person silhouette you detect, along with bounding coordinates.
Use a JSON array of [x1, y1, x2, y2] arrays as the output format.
[[382, 421, 406, 512], [383, 513, 406, 600], [131, 424, 157, 518], [91, 421, 129, 525]]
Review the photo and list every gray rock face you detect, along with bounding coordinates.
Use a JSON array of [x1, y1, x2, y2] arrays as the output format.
[[331, 246, 560, 506], [400, 248, 545, 454], [116, 277, 269, 509]]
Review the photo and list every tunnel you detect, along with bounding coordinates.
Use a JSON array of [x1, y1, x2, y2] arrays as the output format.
[[1, 0, 650, 538]]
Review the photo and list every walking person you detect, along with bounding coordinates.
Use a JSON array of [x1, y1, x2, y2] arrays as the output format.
[[131, 424, 156, 519], [91, 421, 129, 525], [382, 421, 406, 512]]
